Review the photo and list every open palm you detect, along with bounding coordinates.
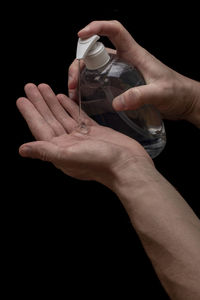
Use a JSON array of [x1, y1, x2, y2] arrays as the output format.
[[17, 83, 152, 185]]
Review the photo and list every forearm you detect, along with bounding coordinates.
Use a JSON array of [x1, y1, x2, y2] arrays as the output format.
[[111, 160, 200, 299]]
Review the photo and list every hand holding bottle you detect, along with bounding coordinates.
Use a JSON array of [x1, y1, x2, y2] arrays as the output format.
[[17, 23, 200, 298], [68, 20, 200, 128]]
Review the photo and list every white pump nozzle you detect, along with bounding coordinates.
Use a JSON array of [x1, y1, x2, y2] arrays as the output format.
[[76, 35, 100, 59], [76, 35, 110, 70]]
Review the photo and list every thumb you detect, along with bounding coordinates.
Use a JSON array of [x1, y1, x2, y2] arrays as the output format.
[[19, 141, 60, 162], [112, 84, 160, 111]]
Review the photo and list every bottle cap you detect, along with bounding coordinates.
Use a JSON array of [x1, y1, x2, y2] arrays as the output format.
[[76, 35, 110, 70]]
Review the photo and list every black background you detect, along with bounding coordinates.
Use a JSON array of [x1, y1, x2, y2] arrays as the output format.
[[10, 2, 200, 299]]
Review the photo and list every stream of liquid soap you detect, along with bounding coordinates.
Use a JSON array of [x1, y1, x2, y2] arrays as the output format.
[[78, 59, 82, 122], [77, 59, 88, 133]]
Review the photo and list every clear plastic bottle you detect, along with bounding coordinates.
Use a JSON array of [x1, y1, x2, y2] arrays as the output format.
[[77, 36, 166, 158]]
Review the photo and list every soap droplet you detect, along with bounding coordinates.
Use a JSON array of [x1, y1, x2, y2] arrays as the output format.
[[76, 121, 89, 134]]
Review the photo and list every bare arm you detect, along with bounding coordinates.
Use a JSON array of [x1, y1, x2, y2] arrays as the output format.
[[17, 84, 200, 299], [110, 159, 200, 299]]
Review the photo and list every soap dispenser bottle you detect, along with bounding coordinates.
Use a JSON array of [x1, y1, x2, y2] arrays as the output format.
[[76, 35, 166, 158]]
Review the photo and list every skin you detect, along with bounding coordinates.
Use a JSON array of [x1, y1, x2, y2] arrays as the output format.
[[17, 21, 200, 299], [68, 20, 200, 128], [17, 83, 152, 185]]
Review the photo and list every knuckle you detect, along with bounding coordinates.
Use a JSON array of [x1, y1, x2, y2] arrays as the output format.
[[124, 88, 141, 107], [84, 20, 98, 30], [133, 87, 142, 99], [39, 147, 49, 161], [40, 151, 47, 161], [111, 20, 122, 27], [110, 20, 124, 34], [125, 88, 135, 101]]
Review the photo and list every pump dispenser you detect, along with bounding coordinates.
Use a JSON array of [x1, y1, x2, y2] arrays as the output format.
[[76, 35, 99, 59], [76, 35, 166, 158], [76, 35, 110, 69]]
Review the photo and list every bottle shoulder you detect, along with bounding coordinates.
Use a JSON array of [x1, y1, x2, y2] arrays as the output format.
[[82, 54, 132, 75], [81, 54, 145, 84]]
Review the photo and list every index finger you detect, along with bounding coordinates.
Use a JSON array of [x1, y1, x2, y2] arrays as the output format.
[[78, 20, 154, 78], [78, 20, 139, 55]]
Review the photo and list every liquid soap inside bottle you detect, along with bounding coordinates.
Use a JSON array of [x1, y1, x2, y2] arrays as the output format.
[[76, 35, 166, 158]]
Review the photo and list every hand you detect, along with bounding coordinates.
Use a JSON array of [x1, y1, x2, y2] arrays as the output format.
[[17, 85, 200, 299], [68, 20, 200, 127], [17, 83, 153, 188]]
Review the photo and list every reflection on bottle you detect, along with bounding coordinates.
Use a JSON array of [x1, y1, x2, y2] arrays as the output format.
[[76, 35, 166, 158]]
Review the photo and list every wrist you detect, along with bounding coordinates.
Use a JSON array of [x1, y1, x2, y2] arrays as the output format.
[[182, 77, 200, 128], [107, 155, 161, 210], [108, 154, 199, 231]]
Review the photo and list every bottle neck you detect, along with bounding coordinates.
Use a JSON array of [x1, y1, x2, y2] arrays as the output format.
[[84, 42, 111, 70]]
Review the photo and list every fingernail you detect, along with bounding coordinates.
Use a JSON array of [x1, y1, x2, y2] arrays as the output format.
[[113, 95, 126, 110], [19, 145, 31, 157]]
